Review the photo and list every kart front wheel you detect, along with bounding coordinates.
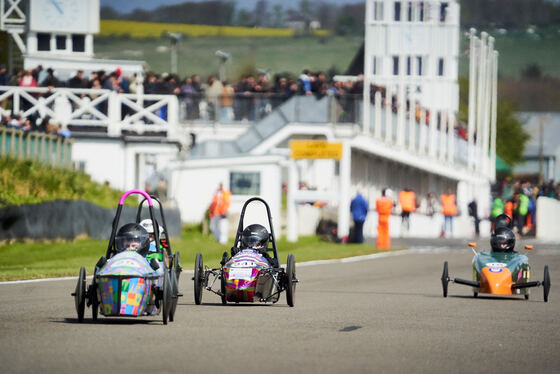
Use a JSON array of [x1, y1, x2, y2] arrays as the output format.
[[169, 269, 178, 322], [162, 271, 172, 325], [194, 253, 203, 305], [543, 265, 551, 302], [73, 267, 86, 322], [441, 261, 449, 298], [286, 254, 296, 307]]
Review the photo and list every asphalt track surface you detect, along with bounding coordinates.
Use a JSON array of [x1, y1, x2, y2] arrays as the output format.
[[1, 241, 560, 374]]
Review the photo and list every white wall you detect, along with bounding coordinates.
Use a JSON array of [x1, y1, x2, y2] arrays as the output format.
[[536, 197, 560, 241]]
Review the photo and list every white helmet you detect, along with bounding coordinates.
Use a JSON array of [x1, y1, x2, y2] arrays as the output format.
[[139, 219, 164, 236]]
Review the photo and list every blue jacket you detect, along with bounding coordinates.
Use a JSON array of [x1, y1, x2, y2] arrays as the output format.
[[350, 193, 369, 222]]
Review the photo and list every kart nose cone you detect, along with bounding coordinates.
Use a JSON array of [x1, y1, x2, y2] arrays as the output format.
[[480, 267, 513, 295]]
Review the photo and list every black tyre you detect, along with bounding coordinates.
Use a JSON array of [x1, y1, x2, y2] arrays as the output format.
[[543, 265, 551, 303], [90, 283, 99, 321], [220, 271, 227, 305], [441, 261, 449, 298], [169, 269, 178, 322], [221, 251, 229, 266], [286, 254, 296, 307], [524, 294, 529, 300], [162, 271, 171, 325], [174, 252, 182, 283], [74, 267, 86, 322], [194, 253, 203, 305], [473, 291, 478, 298]]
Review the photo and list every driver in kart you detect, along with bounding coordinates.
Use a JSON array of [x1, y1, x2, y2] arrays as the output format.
[[490, 226, 516, 253], [139, 219, 164, 262], [115, 223, 150, 256], [241, 224, 274, 265]]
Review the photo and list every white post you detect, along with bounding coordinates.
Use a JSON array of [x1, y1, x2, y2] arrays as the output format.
[[448, 110, 455, 163], [419, 106, 426, 154], [337, 142, 351, 241], [374, 90, 382, 139], [385, 85, 392, 143], [363, 0, 372, 135], [490, 50, 499, 182], [408, 89, 416, 152], [482, 36, 494, 178], [286, 159, 298, 242], [396, 72, 405, 147], [476, 32, 487, 173], [428, 106, 437, 158], [167, 95, 178, 141], [107, 91, 121, 136], [467, 29, 477, 170]]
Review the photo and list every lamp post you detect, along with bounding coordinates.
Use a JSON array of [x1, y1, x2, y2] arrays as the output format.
[[215, 50, 231, 82], [167, 33, 182, 74]]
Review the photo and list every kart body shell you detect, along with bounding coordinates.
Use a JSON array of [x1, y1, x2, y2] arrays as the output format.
[[223, 249, 273, 302], [97, 251, 160, 316]]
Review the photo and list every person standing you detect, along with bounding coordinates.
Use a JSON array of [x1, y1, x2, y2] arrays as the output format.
[[376, 188, 394, 249], [350, 188, 369, 243], [440, 189, 457, 238], [398, 188, 417, 235], [468, 199, 480, 237], [209, 183, 232, 244]]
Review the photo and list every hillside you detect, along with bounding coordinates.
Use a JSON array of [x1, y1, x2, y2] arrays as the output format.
[[0, 157, 126, 208]]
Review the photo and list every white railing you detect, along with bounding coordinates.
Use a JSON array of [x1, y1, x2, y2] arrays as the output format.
[[0, 86, 180, 139]]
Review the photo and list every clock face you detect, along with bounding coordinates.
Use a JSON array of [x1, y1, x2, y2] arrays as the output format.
[[29, 0, 91, 33]]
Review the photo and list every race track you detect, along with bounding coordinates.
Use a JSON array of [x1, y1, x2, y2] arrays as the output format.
[[1, 245, 559, 374]]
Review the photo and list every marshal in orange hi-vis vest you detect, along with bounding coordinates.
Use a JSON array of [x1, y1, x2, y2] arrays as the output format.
[[399, 190, 416, 212], [376, 196, 393, 249], [441, 193, 457, 216]]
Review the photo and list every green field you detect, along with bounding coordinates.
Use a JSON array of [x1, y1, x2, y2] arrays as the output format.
[[94, 32, 560, 80], [0, 233, 393, 281], [94, 35, 364, 80]]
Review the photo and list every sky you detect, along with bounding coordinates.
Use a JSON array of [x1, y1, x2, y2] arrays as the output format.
[[101, 0, 364, 14]]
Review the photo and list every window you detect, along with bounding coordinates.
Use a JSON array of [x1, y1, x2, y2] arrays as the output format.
[[373, 1, 384, 21], [373, 56, 381, 75], [406, 56, 411, 75], [230, 172, 260, 195], [417, 56, 423, 75], [394, 1, 401, 21], [440, 2, 449, 22], [438, 58, 444, 76], [37, 33, 50, 51], [407, 2, 413, 21], [418, 1, 424, 21], [393, 56, 399, 75], [72, 34, 85, 52], [56, 35, 66, 50]]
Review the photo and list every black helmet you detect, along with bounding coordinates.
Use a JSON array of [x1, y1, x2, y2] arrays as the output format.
[[492, 214, 513, 231], [115, 223, 150, 256], [490, 226, 515, 252], [241, 224, 269, 250]]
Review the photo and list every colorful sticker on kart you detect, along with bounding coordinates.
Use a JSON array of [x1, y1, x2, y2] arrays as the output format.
[[223, 267, 260, 302], [98, 276, 155, 316]]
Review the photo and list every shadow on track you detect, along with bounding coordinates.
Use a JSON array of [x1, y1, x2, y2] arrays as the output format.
[[54, 317, 160, 325]]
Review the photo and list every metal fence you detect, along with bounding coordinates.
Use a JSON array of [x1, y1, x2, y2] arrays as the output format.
[[0, 127, 73, 168]]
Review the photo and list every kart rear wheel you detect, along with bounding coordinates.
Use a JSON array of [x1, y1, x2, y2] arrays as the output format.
[[169, 269, 178, 322], [524, 294, 529, 300], [194, 253, 203, 305], [162, 271, 171, 325], [174, 252, 182, 283], [90, 283, 99, 321], [543, 265, 551, 303], [286, 254, 296, 307], [74, 267, 86, 322], [220, 252, 228, 305], [441, 262, 449, 298], [473, 291, 478, 298]]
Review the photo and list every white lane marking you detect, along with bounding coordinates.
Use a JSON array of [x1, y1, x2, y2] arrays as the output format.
[[1, 246, 558, 285]]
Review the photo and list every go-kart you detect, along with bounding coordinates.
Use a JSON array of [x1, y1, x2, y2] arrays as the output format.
[[193, 197, 298, 307], [71, 189, 181, 324], [441, 216, 551, 302]]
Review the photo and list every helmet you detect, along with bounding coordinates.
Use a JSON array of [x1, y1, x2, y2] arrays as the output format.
[[241, 224, 269, 250], [115, 223, 150, 256], [139, 219, 164, 236], [490, 226, 515, 252], [492, 214, 513, 231]]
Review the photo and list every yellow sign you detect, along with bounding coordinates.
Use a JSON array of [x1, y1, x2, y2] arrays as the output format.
[[290, 140, 343, 160]]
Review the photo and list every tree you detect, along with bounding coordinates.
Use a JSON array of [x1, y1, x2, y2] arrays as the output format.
[[458, 77, 529, 166], [271, 5, 284, 28], [254, 0, 270, 27], [521, 63, 543, 80]]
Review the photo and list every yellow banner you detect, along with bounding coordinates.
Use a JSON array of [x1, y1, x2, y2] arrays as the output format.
[[290, 140, 343, 160]]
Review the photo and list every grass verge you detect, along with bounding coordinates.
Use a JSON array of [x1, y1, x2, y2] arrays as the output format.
[[0, 233, 397, 281]]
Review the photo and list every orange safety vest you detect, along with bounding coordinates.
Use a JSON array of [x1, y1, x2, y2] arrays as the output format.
[[504, 201, 513, 219], [441, 194, 457, 216], [399, 191, 416, 212], [209, 187, 231, 218], [376, 196, 393, 222]]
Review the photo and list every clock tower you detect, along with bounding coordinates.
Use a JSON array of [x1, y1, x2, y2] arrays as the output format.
[[26, 0, 99, 57]]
